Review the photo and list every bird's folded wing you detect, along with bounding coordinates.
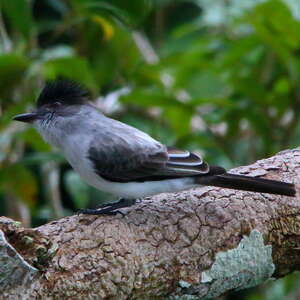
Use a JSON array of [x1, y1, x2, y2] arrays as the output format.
[[88, 142, 209, 183]]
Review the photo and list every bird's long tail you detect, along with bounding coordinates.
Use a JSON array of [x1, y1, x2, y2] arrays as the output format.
[[197, 172, 296, 197]]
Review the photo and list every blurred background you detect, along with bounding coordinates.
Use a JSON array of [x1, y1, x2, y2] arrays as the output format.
[[0, 0, 300, 298]]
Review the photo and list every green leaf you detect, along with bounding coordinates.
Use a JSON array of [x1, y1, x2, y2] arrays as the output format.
[[1, 0, 34, 39], [41, 57, 97, 91], [0, 164, 38, 208], [16, 128, 52, 152], [164, 107, 192, 137], [21, 152, 65, 165], [0, 54, 29, 97], [185, 72, 230, 100], [255, 0, 300, 50], [74, 0, 152, 27], [273, 77, 290, 95], [121, 87, 177, 107], [248, 0, 300, 81], [120, 112, 176, 145], [64, 170, 89, 209], [0, 101, 31, 128]]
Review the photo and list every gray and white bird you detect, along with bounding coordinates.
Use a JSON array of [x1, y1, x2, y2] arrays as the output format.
[[13, 80, 296, 214]]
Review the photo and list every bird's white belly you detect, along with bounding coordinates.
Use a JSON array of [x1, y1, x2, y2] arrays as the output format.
[[96, 176, 197, 198]]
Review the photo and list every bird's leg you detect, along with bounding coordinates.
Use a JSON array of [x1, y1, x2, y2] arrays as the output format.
[[77, 198, 137, 215]]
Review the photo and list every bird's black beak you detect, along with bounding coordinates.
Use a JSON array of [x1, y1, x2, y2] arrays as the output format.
[[13, 112, 39, 123]]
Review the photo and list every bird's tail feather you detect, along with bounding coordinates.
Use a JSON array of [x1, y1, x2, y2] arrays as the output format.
[[197, 173, 296, 197]]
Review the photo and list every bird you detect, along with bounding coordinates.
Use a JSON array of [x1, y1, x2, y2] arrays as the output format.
[[13, 80, 296, 215]]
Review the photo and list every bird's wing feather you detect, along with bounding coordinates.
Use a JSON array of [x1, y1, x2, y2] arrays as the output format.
[[87, 130, 210, 182]]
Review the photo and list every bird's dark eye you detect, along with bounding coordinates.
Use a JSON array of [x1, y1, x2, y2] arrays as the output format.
[[52, 102, 62, 107], [45, 102, 61, 110], [43, 102, 62, 113]]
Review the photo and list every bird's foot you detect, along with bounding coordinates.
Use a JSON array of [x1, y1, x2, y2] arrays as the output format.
[[77, 198, 137, 215]]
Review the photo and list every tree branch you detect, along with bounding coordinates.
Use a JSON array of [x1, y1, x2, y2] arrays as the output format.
[[1, 148, 300, 299]]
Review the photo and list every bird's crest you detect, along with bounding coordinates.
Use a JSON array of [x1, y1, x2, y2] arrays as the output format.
[[37, 80, 89, 107]]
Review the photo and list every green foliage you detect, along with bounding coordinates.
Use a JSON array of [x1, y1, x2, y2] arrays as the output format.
[[1, 0, 34, 39], [0, 164, 37, 208], [0, 54, 29, 96], [0, 0, 300, 297], [64, 170, 89, 209], [42, 56, 97, 89], [74, 0, 152, 27]]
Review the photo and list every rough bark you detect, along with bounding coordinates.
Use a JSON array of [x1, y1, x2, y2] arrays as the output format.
[[1, 148, 300, 299]]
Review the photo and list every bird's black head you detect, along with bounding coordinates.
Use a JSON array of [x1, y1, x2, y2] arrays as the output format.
[[13, 79, 89, 123], [37, 80, 89, 108]]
